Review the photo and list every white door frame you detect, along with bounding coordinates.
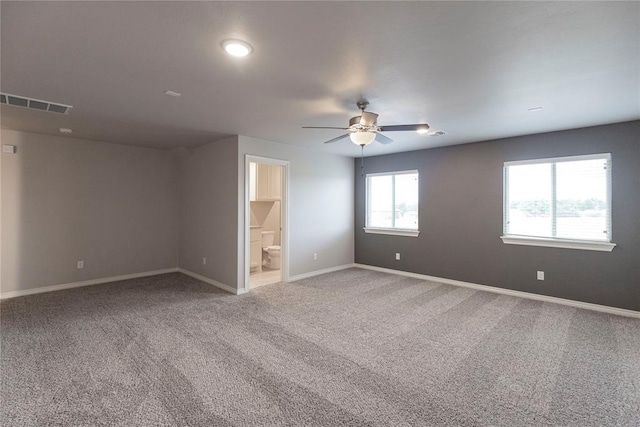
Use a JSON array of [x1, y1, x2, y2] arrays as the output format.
[[244, 155, 289, 293]]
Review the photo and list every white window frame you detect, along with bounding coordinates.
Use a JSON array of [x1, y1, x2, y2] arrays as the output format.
[[501, 153, 615, 252], [364, 170, 420, 237]]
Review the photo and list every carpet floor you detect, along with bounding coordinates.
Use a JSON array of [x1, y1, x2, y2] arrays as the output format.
[[1, 268, 639, 426]]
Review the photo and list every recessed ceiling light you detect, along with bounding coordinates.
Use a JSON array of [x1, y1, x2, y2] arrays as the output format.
[[164, 90, 181, 97], [416, 128, 430, 135], [59, 128, 73, 134], [221, 39, 253, 57], [528, 106, 543, 112]]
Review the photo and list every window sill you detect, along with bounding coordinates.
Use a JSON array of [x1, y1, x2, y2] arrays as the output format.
[[500, 235, 616, 252], [364, 227, 420, 237]]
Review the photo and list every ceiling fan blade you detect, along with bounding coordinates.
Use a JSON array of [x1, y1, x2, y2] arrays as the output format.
[[377, 124, 430, 132], [375, 132, 393, 145], [322, 134, 350, 144], [359, 112, 379, 126], [302, 126, 350, 130]]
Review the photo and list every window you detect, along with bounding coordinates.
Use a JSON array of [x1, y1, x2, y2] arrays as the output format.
[[365, 170, 419, 237], [502, 153, 615, 251]]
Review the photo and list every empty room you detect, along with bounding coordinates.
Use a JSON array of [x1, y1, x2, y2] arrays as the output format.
[[1, 2, 639, 426]]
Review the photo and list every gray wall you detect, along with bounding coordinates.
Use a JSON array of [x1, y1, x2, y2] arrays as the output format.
[[238, 136, 354, 287], [178, 137, 239, 287], [355, 121, 640, 311], [1, 130, 179, 293]]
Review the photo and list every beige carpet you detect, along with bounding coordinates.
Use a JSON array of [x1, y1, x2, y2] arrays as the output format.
[[2, 268, 639, 426]]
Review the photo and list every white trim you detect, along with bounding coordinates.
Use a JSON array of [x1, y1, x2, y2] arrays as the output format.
[[364, 227, 420, 237], [365, 169, 419, 178], [354, 264, 640, 319], [501, 235, 616, 252], [504, 153, 611, 167], [288, 264, 356, 282], [178, 268, 244, 295], [0, 268, 179, 300]]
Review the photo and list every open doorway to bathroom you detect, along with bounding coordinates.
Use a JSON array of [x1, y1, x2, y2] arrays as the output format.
[[245, 156, 288, 290]]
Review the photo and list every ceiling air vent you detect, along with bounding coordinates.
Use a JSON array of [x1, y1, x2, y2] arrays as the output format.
[[428, 130, 447, 137], [0, 92, 72, 114]]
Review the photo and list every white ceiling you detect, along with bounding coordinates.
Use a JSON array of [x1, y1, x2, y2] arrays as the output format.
[[1, 1, 638, 157]]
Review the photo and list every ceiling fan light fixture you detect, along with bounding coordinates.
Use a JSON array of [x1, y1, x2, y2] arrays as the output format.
[[350, 131, 376, 146]]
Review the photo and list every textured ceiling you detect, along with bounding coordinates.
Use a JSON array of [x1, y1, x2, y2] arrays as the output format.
[[1, 1, 638, 157]]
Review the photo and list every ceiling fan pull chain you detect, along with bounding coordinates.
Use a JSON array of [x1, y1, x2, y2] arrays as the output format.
[[361, 145, 365, 176]]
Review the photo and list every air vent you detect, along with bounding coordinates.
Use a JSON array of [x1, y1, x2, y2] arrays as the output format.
[[29, 100, 48, 111], [0, 92, 72, 115], [428, 130, 447, 137], [8, 96, 28, 107]]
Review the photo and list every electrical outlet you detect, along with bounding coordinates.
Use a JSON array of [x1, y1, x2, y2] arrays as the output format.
[[537, 271, 544, 281], [203, 257, 207, 265], [77, 261, 84, 269], [313, 253, 318, 261], [396, 253, 400, 261]]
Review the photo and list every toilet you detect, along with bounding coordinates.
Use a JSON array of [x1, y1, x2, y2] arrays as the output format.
[[261, 231, 281, 269]]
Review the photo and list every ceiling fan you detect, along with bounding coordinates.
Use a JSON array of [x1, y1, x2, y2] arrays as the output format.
[[302, 100, 432, 147]]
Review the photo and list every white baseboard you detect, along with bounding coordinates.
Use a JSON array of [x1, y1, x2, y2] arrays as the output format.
[[354, 264, 640, 319], [0, 268, 179, 300], [288, 264, 356, 282], [6, 263, 634, 319], [178, 268, 241, 295]]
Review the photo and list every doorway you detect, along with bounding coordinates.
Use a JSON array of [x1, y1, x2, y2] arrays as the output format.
[[244, 155, 288, 292]]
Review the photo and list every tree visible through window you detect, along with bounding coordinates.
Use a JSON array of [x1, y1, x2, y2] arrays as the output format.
[[504, 154, 611, 242], [366, 171, 419, 232]]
